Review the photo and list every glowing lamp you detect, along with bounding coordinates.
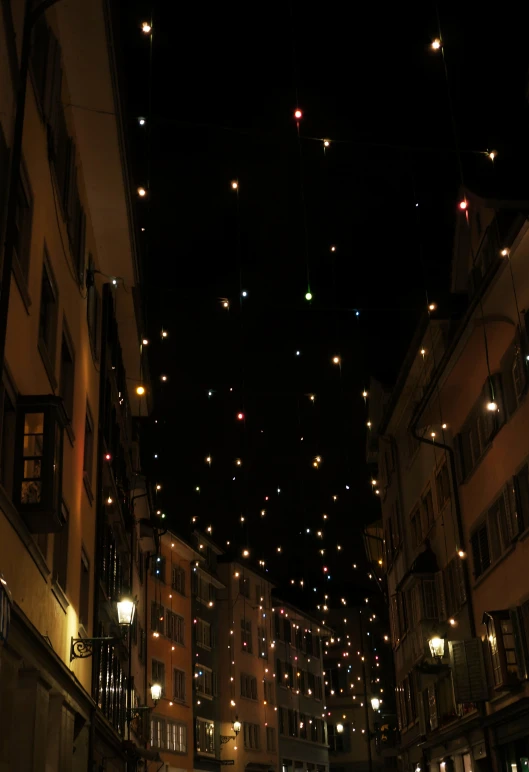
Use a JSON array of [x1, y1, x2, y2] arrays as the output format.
[[231, 180, 238, 190], [233, 718, 241, 736], [242, 549, 249, 557], [150, 683, 162, 703], [489, 149, 498, 161], [104, 453, 112, 462], [305, 291, 313, 301], [160, 375, 168, 382], [442, 423, 447, 429], [241, 290, 248, 297], [142, 339, 149, 345], [237, 412, 244, 421], [323, 139, 330, 147], [137, 187, 147, 197], [106, 496, 113, 505], [420, 348, 426, 355], [138, 117, 146, 126], [116, 598, 135, 626], [330, 245, 336, 252], [141, 22, 152, 33], [501, 248, 509, 257], [332, 356, 340, 364], [487, 401, 498, 412], [371, 697, 380, 710], [366, 421, 372, 428], [431, 38, 441, 50], [336, 723, 344, 733], [458, 549, 466, 558], [428, 636, 445, 659], [136, 385, 145, 396], [362, 390, 368, 398], [459, 199, 468, 210], [161, 330, 168, 338], [428, 303, 437, 311], [294, 109, 303, 120]]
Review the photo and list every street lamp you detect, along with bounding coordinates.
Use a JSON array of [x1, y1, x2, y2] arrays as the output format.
[[221, 716, 241, 744], [336, 723, 344, 733], [233, 718, 241, 736], [370, 697, 380, 711], [428, 636, 445, 659], [70, 596, 136, 660], [150, 683, 162, 703]]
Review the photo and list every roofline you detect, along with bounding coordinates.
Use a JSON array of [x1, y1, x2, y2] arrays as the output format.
[[272, 597, 332, 636]]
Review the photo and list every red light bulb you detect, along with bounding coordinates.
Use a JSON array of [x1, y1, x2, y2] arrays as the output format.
[[104, 453, 112, 461], [459, 200, 468, 210]]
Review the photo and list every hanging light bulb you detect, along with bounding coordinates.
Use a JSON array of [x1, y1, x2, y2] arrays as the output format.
[[309, 394, 316, 402], [237, 412, 244, 421], [161, 330, 168, 338], [487, 401, 498, 412], [138, 117, 146, 126], [330, 245, 336, 252], [459, 199, 468, 210], [141, 21, 152, 33], [241, 290, 248, 297], [294, 109, 303, 120], [137, 187, 147, 197], [362, 390, 368, 398], [431, 38, 441, 50], [501, 248, 509, 257], [488, 149, 498, 161], [142, 338, 149, 345], [242, 549, 250, 558], [221, 299, 230, 309], [235, 458, 242, 466], [205, 456, 212, 465], [332, 356, 341, 365], [442, 423, 447, 429], [136, 385, 145, 396], [160, 375, 168, 382], [305, 291, 313, 301], [428, 302, 437, 311], [323, 139, 330, 148]]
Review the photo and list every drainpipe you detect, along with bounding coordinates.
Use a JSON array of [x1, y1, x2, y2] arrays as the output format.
[[0, 0, 60, 375]]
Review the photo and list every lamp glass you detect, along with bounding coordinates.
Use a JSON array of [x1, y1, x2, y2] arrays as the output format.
[[233, 719, 241, 735], [336, 723, 344, 733], [116, 598, 135, 626], [371, 697, 380, 710], [429, 636, 445, 658], [151, 683, 162, 702]]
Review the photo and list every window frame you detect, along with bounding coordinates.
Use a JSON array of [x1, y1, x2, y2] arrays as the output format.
[[59, 320, 76, 433], [37, 250, 59, 388]]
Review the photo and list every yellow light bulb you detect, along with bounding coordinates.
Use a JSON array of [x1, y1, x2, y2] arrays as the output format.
[[141, 22, 152, 33], [323, 139, 330, 148], [332, 356, 340, 364], [428, 302, 437, 311], [431, 38, 441, 50], [137, 187, 147, 197], [231, 180, 238, 190], [136, 385, 145, 396], [362, 390, 368, 398]]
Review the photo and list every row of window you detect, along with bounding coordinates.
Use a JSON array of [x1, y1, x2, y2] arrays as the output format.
[[281, 762, 327, 772], [274, 614, 321, 656], [276, 659, 323, 699], [239, 673, 275, 703], [239, 575, 267, 604], [240, 618, 270, 657], [150, 556, 186, 594], [150, 601, 185, 644], [151, 716, 187, 753], [151, 660, 187, 702], [278, 708, 327, 744]]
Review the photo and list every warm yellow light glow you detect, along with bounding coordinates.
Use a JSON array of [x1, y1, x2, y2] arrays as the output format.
[[161, 330, 168, 338], [489, 149, 498, 161], [330, 245, 336, 252], [235, 458, 242, 466], [323, 139, 330, 147], [231, 180, 238, 190], [431, 38, 441, 50], [161, 375, 168, 382], [156, 484, 161, 491], [487, 401, 498, 412], [222, 300, 229, 308], [448, 617, 457, 626], [242, 549, 250, 557], [442, 423, 447, 429], [142, 338, 149, 345], [458, 549, 466, 559], [206, 456, 212, 464], [141, 22, 152, 33], [137, 187, 147, 197], [106, 496, 113, 505], [136, 385, 145, 396], [294, 109, 303, 120], [332, 356, 340, 364], [367, 421, 372, 428], [310, 394, 315, 402], [362, 390, 368, 398], [428, 302, 437, 311], [501, 248, 509, 257], [420, 348, 426, 355], [431, 432, 436, 438]]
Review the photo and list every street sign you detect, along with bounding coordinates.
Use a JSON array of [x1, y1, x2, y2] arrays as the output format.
[[220, 762, 235, 766]]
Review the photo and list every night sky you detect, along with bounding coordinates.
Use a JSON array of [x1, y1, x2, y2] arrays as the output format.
[[117, 1, 529, 605]]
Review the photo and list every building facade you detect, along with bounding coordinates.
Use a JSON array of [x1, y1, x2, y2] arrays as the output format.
[[273, 600, 330, 772], [147, 530, 200, 770], [191, 531, 225, 771], [0, 0, 152, 769], [217, 560, 279, 772], [369, 191, 529, 772]]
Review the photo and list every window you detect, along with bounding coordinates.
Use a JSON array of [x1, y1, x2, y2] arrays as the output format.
[[151, 659, 165, 695], [151, 555, 166, 582], [485, 612, 520, 688], [195, 665, 213, 697], [258, 625, 268, 658], [436, 461, 450, 510], [151, 716, 165, 749], [243, 723, 260, 750], [172, 565, 186, 595], [455, 377, 502, 481], [471, 522, 490, 579], [284, 618, 292, 643], [444, 557, 467, 617], [294, 626, 304, 650], [470, 488, 515, 579], [196, 574, 212, 603], [513, 466, 529, 535], [38, 256, 58, 371], [173, 668, 185, 702], [240, 673, 258, 700], [196, 718, 214, 754], [299, 713, 307, 739], [86, 256, 101, 360], [13, 166, 33, 282], [274, 612, 282, 640], [315, 676, 323, 700], [20, 411, 44, 505], [151, 601, 165, 634], [422, 579, 438, 619], [167, 720, 187, 753], [166, 611, 184, 644], [59, 328, 75, 422], [0, 387, 16, 497], [241, 618, 253, 652], [239, 576, 250, 598], [196, 618, 211, 648], [264, 679, 275, 705], [421, 488, 435, 532], [266, 726, 276, 752], [410, 506, 422, 549], [307, 671, 315, 695], [82, 405, 94, 490], [287, 709, 298, 738], [52, 501, 69, 590], [310, 716, 318, 742]]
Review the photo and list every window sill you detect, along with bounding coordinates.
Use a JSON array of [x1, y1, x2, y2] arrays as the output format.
[[51, 579, 70, 612], [83, 472, 93, 505], [12, 255, 32, 314], [37, 339, 58, 391]]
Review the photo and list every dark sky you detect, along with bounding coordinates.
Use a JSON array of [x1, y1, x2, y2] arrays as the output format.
[[118, 1, 529, 604]]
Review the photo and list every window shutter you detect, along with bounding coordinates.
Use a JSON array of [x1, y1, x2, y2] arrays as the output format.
[[427, 684, 438, 731], [449, 639, 489, 703], [435, 571, 447, 621], [509, 608, 529, 681]]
